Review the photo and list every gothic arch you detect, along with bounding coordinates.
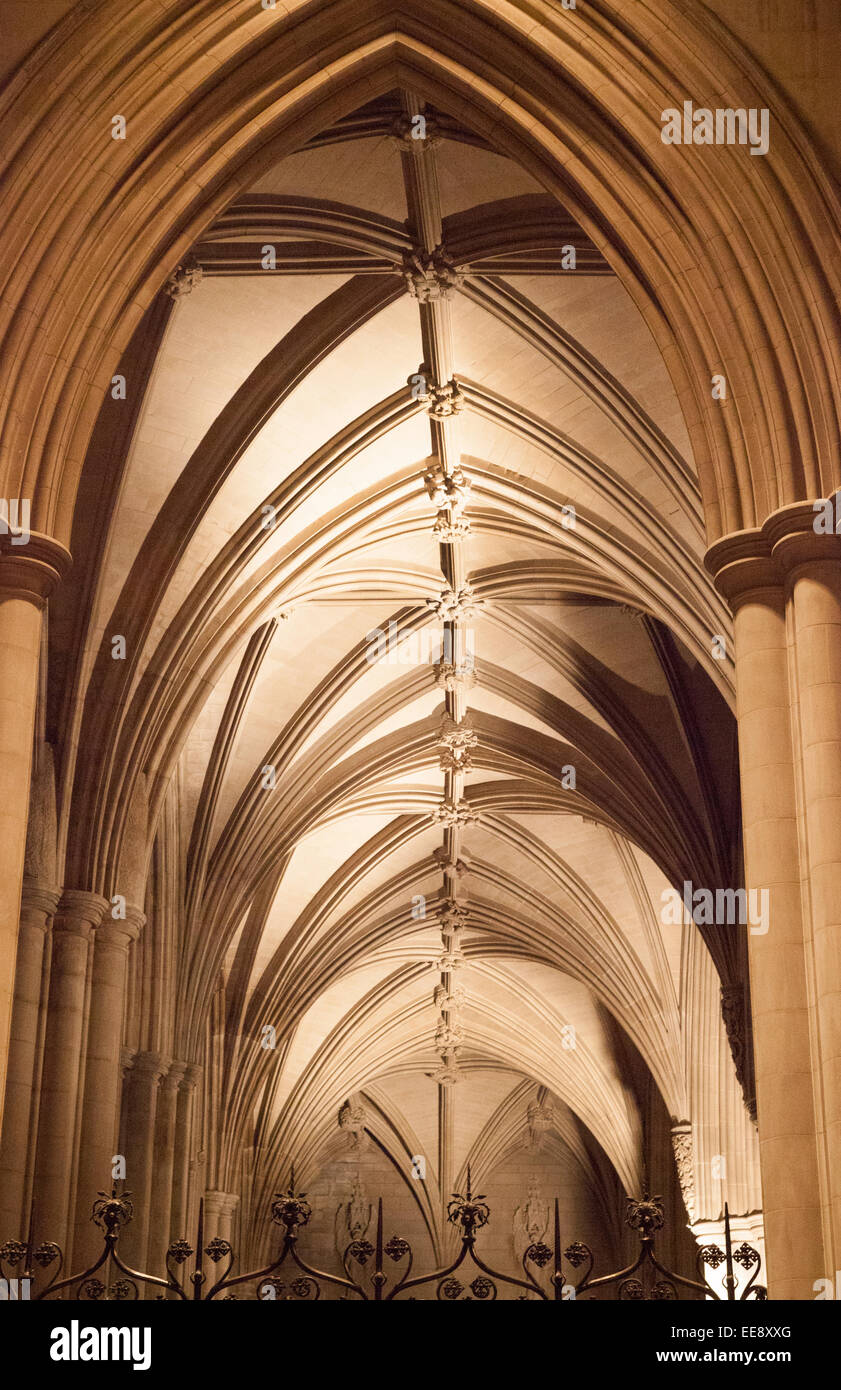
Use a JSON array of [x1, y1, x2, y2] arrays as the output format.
[[1, 0, 839, 546], [5, 1, 837, 1302]]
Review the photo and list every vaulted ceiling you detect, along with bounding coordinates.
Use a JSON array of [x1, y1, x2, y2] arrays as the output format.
[[45, 90, 757, 1253]]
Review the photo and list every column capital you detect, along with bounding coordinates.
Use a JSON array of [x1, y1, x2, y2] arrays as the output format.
[[20, 879, 61, 925], [0, 532, 72, 602], [95, 919, 142, 950], [670, 1120, 695, 1222], [124, 903, 146, 932], [96, 903, 144, 949], [129, 1049, 170, 1082], [161, 1059, 188, 1092], [764, 499, 841, 574], [204, 1189, 239, 1217], [706, 500, 841, 606], [178, 1062, 202, 1093], [53, 889, 109, 935], [705, 527, 783, 608]]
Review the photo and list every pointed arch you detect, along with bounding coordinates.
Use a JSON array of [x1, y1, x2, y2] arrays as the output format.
[[1, 0, 839, 547]]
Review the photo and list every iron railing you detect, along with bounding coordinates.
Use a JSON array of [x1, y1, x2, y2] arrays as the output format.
[[1, 1177, 765, 1301]]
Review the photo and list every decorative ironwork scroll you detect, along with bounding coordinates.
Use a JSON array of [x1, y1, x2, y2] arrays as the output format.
[[564, 1196, 766, 1302], [389, 1167, 560, 1300], [0, 1190, 175, 1301], [1, 1180, 765, 1302]]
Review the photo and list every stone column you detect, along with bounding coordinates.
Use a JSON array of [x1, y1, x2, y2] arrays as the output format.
[[30, 890, 106, 1251], [0, 535, 70, 1131], [203, 1189, 239, 1244], [170, 1063, 200, 1241], [769, 505, 841, 1274], [119, 1050, 168, 1271], [707, 529, 825, 1298], [0, 884, 59, 1239], [146, 1060, 186, 1276], [71, 905, 143, 1271]]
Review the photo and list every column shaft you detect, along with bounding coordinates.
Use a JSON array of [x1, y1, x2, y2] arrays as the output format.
[[120, 1051, 167, 1272], [732, 587, 825, 1296], [170, 1065, 200, 1241], [0, 887, 57, 1238], [72, 910, 140, 1270], [709, 510, 841, 1297], [0, 595, 44, 1128], [30, 892, 104, 1250], [789, 558, 841, 1263], [147, 1061, 185, 1275], [0, 537, 70, 1132], [203, 1189, 238, 1243]]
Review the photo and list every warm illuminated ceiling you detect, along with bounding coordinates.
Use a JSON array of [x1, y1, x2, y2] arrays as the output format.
[[49, 90, 756, 1257]]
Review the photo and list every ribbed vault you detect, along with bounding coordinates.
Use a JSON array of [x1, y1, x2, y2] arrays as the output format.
[[9, 0, 815, 1264], [2, 0, 840, 542]]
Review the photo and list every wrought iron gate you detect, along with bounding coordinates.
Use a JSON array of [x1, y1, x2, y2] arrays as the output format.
[[1, 1177, 765, 1301]]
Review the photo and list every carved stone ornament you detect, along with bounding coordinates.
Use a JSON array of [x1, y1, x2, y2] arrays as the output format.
[[334, 1173, 372, 1257], [439, 745, 473, 774], [670, 1122, 695, 1220], [439, 713, 478, 750], [164, 256, 203, 300], [401, 246, 464, 301], [437, 718, 478, 773], [424, 462, 471, 513], [433, 514, 472, 543], [513, 1178, 550, 1250], [526, 1100, 554, 1153], [426, 1057, 461, 1085], [432, 798, 479, 828], [435, 948, 466, 973], [433, 660, 476, 693], [410, 373, 465, 419], [337, 1097, 368, 1152], [433, 982, 466, 1014], [720, 984, 755, 1118], [438, 898, 470, 931], [432, 847, 471, 876], [427, 583, 483, 621], [434, 1021, 465, 1053], [391, 112, 442, 151]]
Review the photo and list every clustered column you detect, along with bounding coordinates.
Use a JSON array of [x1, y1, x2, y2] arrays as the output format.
[[147, 1059, 187, 1275], [119, 1050, 169, 1270], [772, 510, 841, 1273], [114, 1051, 202, 1278], [170, 1063, 201, 1243], [708, 502, 841, 1296], [0, 884, 59, 1238], [203, 1189, 239, 1245], [71, 906, 144, 1270], [30, 890, 107, 1253]]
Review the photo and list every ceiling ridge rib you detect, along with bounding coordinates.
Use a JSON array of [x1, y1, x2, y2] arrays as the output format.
[[184, 617, 277, 930], [463, 273, 702, 522], [68, 273, 405, 889]]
